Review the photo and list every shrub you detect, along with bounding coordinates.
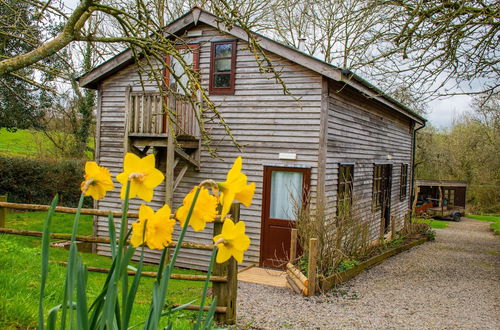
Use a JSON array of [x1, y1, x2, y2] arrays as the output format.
[[0, 156, 91, 207]]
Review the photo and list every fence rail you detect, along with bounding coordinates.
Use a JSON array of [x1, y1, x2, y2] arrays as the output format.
[[0, 197, 238, 324]]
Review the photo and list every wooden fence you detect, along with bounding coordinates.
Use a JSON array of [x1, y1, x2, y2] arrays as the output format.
[[0, 197, 238, 324]]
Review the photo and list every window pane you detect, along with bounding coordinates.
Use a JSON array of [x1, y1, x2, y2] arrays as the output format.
[[215, 43, 232, 58], [215, 59, 231, 72], [214, 74, 231, 87], [270, 171, 303, 220]]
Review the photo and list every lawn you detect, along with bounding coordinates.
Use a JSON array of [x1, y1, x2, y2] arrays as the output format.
[[466, 214, 500, 234], [0, 211, 210, 329], [413, 218, 449, 229], [0, 128, 49, 157], [0, 128, 94, 159]]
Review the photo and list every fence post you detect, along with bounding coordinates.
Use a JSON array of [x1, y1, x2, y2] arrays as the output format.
[[0, 195, 6, 228], [390, 216, 396, 240], [213, 203, 239, 325], [307, 238, 318, 296], [290, 228, 298, 262]]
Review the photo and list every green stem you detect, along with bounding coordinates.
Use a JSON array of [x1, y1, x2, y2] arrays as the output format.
[[194, 247, 217, 329], [38, 195, 59, 330], [147, 186, 201, 329], [61, 193, 85, 330]]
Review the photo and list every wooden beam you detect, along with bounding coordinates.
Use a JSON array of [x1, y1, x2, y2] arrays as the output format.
[[175, 147, 200, 170], [123, 85, 132, 153], [0, 228, 215, 250], [290, 228, 298, 262], [0, 195, 6, 228], [307, 238, 318, 296], [173, 164, 189, 192], [53, 261, 227, 282], [317, 77, 329, 207], [165, 94, 176, 206]]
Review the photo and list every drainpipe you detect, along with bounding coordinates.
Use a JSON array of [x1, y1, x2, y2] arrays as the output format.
[[410, 121, 426, 213]]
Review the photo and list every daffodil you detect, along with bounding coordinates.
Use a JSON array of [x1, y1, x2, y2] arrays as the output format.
[[116, 153, 164, 202], [176, 186, 218, 232], [80, 161, 114, 200], [213, 218, 250, 264], [217, 157, 255, 220], [131, 204, 176, 250]]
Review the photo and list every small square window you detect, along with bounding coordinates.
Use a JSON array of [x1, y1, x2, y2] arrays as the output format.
[[210, 41, 236, 94]]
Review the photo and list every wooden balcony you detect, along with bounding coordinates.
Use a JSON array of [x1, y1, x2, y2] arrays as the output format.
[[125, 89, 200, 145], [124, 88, 201, 205]]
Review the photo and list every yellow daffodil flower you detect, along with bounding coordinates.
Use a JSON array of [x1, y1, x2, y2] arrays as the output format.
[[213, 218, 250, 264], [217, 157, 255, 220], [80, 161, 114, 200], [116, 153, 164, 202], [131, 204, 176, 250], [176, 186, 218, 232]]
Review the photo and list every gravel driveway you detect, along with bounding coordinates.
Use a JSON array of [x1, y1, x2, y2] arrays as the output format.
[[236, 217, 500, 329]]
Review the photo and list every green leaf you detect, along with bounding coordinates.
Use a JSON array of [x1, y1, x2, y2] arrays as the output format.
[[38, 194, 58, 330], [122, 247, 144, 329], [61, 193, 85, 330], [195, 247, 217, 329], [46, 304, 62, 330], [75, 258, 89, 330], [202, 299, 218, 330], [107, 212, 117, 258]]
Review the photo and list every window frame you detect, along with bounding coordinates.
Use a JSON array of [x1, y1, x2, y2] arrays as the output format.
[[337, 164, 354, 217], [164, 44, 200, 90], [400, 164, 408, 201], [372, 164, 383, 210], [209, 40, 237, 95]]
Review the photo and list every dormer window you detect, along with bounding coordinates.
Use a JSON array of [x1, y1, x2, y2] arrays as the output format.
[[209, 41, 236, 95]]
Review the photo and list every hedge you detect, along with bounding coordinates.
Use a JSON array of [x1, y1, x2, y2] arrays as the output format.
[[0, 156, 92, 207]]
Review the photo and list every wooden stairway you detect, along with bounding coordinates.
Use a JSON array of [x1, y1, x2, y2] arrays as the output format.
[[124, 87, 201, 204]]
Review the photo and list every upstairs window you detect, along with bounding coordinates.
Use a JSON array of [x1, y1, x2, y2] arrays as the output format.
[[337, 164, 354, 218], [400, 164, 408, 200], [209, 41, 237, 95], [165, 44, 200, 94]]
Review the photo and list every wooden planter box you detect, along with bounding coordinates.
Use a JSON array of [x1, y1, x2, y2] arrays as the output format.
[[319, 237, 428, 292]]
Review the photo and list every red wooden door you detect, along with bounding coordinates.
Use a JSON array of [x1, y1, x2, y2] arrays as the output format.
[[260, 166, 310, 268]]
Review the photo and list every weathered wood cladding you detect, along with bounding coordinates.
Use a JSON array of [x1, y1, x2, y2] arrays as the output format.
[[94, 24, 322, 269], [325, 80, 413, 240]]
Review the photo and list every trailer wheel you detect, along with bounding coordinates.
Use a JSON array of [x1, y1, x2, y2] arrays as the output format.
[[453, 213, 461, 222]]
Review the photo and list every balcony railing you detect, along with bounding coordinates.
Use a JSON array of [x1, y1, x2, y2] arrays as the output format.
[[126, 90, 200, 138]]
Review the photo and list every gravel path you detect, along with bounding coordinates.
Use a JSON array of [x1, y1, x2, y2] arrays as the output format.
[[236, 217, 500, 329]]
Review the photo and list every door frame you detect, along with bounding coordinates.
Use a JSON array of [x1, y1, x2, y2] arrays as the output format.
[[380, 164, 393, 236], [259, 165, 311, 268]]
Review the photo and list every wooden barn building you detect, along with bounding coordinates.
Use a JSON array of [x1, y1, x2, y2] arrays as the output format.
[[79, 7, 426, 269]]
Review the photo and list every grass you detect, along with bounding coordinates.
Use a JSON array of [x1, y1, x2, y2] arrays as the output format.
[[413, 217, 449, 229], [0, 128, 94, 159], [466, 214, 500, 234], [0, 211, 210, 329], [0, 128, 49, 157]]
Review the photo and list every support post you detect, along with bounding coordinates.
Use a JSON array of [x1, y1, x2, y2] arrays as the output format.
[[290, 228, 298, 262], [410, 186, 420, 216], [165, 91, 176, 206], [307, 238, 318, 296], [390, 216, 396, 240], [0, 195, 6, 228], [213, 203, 239, 324]]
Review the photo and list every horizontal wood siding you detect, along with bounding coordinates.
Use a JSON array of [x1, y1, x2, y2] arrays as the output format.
[[325, 81, 414, 240], [94, 24, 322, 270]]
